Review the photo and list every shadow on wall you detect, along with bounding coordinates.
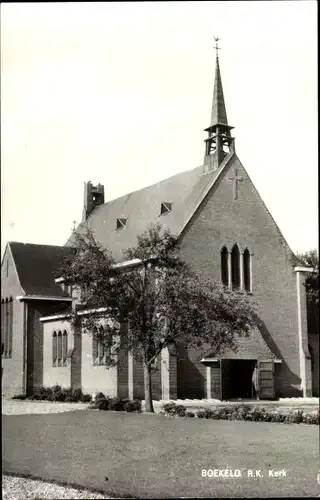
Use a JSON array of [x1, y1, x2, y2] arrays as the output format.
[[176, 344, 206, 399], [257, 318, 302, 397]]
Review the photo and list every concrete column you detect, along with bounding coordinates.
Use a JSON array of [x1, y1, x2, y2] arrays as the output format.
[[295, 267, 313, 397]]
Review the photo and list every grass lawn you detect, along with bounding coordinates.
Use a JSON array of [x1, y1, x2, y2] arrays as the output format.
[[2, 410, 319, 498]]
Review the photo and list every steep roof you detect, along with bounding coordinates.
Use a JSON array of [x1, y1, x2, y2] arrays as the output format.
[[210, 56, 229, 127], [67, 154, 233, 262], [9, 242, 74, 297]]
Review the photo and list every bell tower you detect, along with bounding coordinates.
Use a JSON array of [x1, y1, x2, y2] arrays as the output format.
[[203, 38, 235, 173], [82, 181, 105, 221]]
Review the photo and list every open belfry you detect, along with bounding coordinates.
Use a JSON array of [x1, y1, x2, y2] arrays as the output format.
[[1, 40, 318, 400]]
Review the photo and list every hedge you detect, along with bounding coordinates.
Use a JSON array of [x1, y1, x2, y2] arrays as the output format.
[[12, 386, 91, 403], [162, 402, 319, 425], [89, 393, 142, 413]]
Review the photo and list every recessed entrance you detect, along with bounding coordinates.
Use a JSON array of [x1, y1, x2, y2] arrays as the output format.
[[221, 359, 256, 400]]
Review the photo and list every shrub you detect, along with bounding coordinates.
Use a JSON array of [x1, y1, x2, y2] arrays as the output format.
[[109, 397, 127, 411], [52, 385, 62, 393], [81, 393, 91, 403], [175, 405, 187, 417], [162, 402, 188, 417], [125, 400, 142, 413], [52, 390, 66, 402], [29, 394, 41, 400], [95, 392, 106, 401], [12, 394, 27, 400], [196, 410, 206, 418], [72, 388, 83, 401], [97, 398, 110, 411], [162, 402, 178, 416], [186, 411, 195, 418]]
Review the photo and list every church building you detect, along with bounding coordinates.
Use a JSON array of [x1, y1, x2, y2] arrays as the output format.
[[2, 45, 319, 400]]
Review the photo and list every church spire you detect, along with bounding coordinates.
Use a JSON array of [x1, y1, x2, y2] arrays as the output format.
[[203, 38, 235, 173]]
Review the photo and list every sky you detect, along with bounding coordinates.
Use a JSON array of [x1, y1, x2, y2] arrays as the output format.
[[1, 1, 318, 259]]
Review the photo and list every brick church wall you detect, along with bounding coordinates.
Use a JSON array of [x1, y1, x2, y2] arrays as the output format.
[[179, 155, 302, 398], [1, 246, 25, 397], [27, 300, 70, 395]]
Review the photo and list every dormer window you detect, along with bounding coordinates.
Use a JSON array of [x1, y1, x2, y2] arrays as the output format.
[[160, 202, 172, 215], [116, 218, 127, 230]]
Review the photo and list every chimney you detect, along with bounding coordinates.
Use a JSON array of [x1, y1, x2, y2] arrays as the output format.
[[82, 181, 105, 221]]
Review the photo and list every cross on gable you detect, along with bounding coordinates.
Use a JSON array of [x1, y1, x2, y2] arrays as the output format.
[[228, 168, 243, 200]]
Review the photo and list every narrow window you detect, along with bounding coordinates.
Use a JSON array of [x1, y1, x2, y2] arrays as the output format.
[[8, 298, 13, 357], [4, 299, 9, 358], [243, 249, 251, 291], [57, 331, 62, 365], [6, 260, 9, 278], [221, 247, 229, 286], [52, 332, 57, 366], [92, 336, 98, 363], [231, 245, 240, 289], [62, 330, 68, 366]]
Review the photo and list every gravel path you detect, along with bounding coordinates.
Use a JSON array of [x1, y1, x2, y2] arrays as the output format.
[[2, 475, 112, 499]]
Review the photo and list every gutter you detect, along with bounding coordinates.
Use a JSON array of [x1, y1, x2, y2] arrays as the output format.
[[16, 295, 72, 302]]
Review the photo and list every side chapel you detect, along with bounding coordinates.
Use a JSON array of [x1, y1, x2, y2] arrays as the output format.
[[1, 43, 319, 400]]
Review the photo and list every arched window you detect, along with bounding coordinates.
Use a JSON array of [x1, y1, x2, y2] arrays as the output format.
[[231, 245, 240, 289], [221, 247, 229, 286], [243, 249, 251, 291], [62, 330, 68, 365], [92, 325, 111, 365], [52, 332, 57, 365], [4, 299, 9, 358], [57, 331, 62, 364]]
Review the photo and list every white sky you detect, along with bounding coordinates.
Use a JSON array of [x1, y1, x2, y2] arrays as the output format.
[[1, 1, 318, 258]]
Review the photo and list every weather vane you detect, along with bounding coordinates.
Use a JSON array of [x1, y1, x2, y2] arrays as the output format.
[[214, 36, 221, 58]]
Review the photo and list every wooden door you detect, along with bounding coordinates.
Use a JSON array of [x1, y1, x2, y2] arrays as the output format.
[[258, 360, 275, 400]]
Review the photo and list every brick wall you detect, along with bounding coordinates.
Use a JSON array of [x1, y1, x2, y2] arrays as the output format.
[[179, 155, 302, 398], [1, 245, 25, 397], [27, 300, 70, 395], [309, 334, 319, 396], [132, 357, 144, 400]]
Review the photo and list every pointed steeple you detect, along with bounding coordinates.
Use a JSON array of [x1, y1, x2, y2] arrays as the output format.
[[203, 38, 235, 173], [210, 55, 228, 126]]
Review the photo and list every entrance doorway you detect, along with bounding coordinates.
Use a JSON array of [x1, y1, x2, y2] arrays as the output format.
[[221, 359, 256, 400]]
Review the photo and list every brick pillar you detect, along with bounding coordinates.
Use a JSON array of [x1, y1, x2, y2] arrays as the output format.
[[168, 346, 177, 400], [295, 267, 313, 397]]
